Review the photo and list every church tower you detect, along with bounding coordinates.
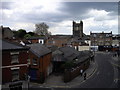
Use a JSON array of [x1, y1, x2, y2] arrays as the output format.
[[73, 20, 83, 38]]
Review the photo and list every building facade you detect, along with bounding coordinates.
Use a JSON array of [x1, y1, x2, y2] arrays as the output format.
[[0, 26, 14, 39], [90, 31, 112, 51], [28, 43, 52, 83], [27, 36, 47, 44], [73, 20, 83, 38], [2, 39, 29, 90], [46, 35, 71, 47]]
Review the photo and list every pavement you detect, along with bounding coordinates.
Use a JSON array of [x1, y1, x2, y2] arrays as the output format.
[[109, 52, 120, 68], [29, 60, 98, 88]]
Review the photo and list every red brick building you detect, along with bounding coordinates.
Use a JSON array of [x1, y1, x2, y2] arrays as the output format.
[[27, 36, 47, 44], [46, 35, 71, 47], [2, 39, 29, 89], [28, 43, 52, 83]]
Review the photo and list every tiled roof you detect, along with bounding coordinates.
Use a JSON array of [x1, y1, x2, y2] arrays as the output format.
[[59, 46, 79, 61], [46, 45, 58, 52], [76, 51, 93, 63], [52, 47, 93, 63], [1, 39, 29, 50], [29, 43, 51, 57]]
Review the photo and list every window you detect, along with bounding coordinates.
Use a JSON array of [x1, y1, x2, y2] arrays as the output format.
[[11, 68, 19, 81], [11, 53, 19, 64], [99, 35, 103, 38], [53, 41, 55, 44], [48, 40, 55, 44], [93, 34, 96, 37], [76, 27, 79, 31], [75, 58, 78, 61], [27, 58, 30, 65], [32, 58, 37, 65], [40, 41, 42, 43], [106, 34, 110, 37], [39, 39, 44, 44]]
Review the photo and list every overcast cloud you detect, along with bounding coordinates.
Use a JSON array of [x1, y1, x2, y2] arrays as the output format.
[[1, 0, 118, 35]]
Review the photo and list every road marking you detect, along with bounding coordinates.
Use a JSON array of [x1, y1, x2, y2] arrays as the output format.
[[111, 62, 120, 68], [69, 62, 98, 87]]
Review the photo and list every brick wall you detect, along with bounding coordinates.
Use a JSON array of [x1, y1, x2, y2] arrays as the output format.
[[46, 38, 68, 47], [29, 51, 52, 83], [64, 59, 90, 82], [2, 50, 28, 83], [19, 51, 28, 64], [2, 68, 12, 83], [2, 51, 11, 66], [19, 66, 28, 80]]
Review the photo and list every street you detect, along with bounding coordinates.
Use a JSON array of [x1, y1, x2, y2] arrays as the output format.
[[74, 52, 119, 88], [29, 52, 119, 89]]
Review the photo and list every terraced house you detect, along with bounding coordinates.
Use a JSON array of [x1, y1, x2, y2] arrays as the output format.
[[90, 31, 112, 51], [1, 39, 29, 90]]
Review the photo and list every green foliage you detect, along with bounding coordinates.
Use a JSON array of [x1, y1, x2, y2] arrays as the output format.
[[63, 61, 75, 69], [24, 34, 31, 39], [12, 30, 18, 37], [12, 29, 40, 39], [28, 32, 35, 36], [13, 29, 26, 39], [17, 29, 26, 38]]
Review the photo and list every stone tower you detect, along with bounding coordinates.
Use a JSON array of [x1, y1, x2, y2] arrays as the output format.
[[73, 20, 83, 38]]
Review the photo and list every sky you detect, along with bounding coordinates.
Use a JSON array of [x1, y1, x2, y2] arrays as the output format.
[[1, 0, 119, 35]]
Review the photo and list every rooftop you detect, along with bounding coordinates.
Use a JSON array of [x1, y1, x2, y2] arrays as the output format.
[[1, 39, 29, 51], [29, 43, 51, 58]]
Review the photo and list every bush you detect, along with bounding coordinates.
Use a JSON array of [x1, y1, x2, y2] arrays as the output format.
[[64, 61, 75, 69]]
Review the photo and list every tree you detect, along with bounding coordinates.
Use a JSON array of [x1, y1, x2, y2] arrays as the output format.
[[12, 29, 26, 39], [63, 61, 75, 69], [17, 29, 26, 38], [28, 32, 35, 36], [12, 30, 18, 38], [35, 22, 51, 38], [24, 34, 31, 39]]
